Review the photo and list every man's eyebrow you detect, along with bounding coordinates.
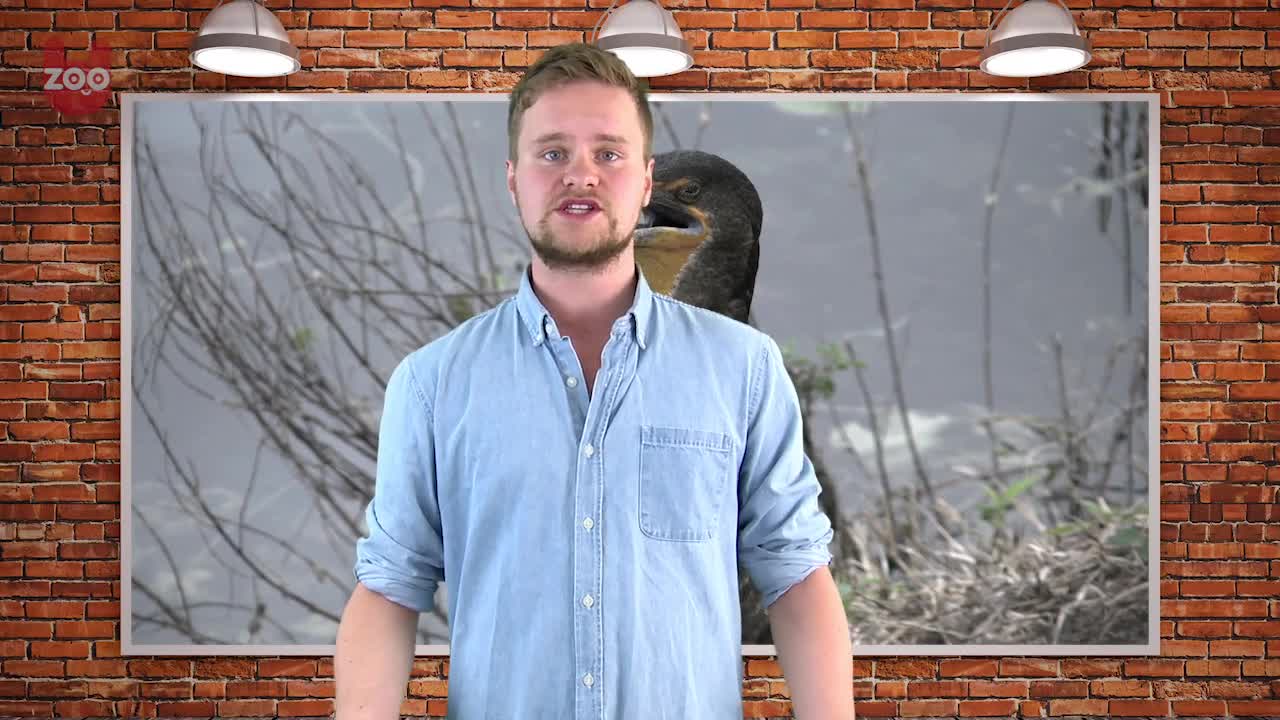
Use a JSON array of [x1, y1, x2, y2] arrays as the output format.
[[530, 132, 630, 145]]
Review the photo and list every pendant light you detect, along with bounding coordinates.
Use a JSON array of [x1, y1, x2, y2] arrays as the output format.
[[979, 0, 1091, 77], [191, 0, 301, 78], [592, 0, 693, 78]]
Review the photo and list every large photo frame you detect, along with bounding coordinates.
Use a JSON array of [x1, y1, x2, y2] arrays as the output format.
[[121, 91, 1160, 656]]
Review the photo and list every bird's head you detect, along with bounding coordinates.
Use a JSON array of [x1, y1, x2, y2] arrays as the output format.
[[633, 149, 764, 295]]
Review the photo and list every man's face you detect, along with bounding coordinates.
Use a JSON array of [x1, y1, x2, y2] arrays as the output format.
[[507, 79, 654, 272]]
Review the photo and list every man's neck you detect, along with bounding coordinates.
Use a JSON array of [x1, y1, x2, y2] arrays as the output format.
[[530, 252, 637, 340]]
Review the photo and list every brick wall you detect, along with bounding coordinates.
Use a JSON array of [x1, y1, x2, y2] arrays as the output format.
[[1, 0, 1279, 716]]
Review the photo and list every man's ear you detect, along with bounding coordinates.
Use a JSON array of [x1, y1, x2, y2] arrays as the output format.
[[642, 156, 654, 206], [506, 159, 516, 206]]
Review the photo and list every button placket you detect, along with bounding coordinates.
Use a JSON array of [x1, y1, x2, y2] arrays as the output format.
[[572, 324, 634, 719], [573, 352, 603, 714]]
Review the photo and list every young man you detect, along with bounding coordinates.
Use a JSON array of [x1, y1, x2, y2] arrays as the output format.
[[335, 43, 854, 720]]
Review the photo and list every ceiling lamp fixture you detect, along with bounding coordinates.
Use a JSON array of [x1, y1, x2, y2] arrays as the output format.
[[191, 0, 301, 78], [979, 0, 1091, 77], [592, 0, 693, 78]]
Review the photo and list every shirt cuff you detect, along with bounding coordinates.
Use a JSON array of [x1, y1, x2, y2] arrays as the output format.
[[353, 541, 439, 613], [742, 530, 834, 610]]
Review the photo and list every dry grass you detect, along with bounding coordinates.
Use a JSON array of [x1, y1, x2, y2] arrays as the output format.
[[837, 496, 1149, 646]]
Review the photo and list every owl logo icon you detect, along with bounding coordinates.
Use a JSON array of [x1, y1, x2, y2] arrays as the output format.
[[42, 37, 112, 115]]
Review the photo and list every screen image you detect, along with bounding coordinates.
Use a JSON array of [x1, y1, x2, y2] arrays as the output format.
[[122, 92, 1159, 656]]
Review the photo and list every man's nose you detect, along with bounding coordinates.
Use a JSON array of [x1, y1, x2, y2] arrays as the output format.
[[563, 153, 600, 188]]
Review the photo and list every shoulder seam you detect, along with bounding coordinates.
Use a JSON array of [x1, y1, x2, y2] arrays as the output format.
[[403, 353, 434, 419], [404, 295, 516, 416], [653, 293, 760, 335], [746, 334, 771, 429], [456, 295, 515, 333], [653, 293, 716, 318]]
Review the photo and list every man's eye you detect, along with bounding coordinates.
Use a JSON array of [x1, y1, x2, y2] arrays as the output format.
[[539, 149, 619, 162]]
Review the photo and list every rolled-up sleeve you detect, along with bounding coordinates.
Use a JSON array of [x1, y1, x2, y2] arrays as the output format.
[[737, 333, 835, 611], [353, 353, 445, 613]]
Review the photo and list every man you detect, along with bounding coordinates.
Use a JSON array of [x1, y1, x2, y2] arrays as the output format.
[[335, 42, 854, 720]]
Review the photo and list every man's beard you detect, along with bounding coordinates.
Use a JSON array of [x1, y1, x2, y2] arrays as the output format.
[[524, 201, 632, 272]]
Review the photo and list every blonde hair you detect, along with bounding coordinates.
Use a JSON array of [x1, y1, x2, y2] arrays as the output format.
[[507, 42, 653, 165]]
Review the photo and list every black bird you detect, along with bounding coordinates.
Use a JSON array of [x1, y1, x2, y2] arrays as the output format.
[[635, 149, 781, 642], [633, 149, 763, 325], [634, 150, 851, 645]]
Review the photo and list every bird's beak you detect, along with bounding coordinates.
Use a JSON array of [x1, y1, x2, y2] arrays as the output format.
[[633, 197, 706, 295]]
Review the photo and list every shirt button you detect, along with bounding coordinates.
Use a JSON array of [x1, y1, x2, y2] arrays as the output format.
[[583, 444, 594, 457], [582, 594, 594, 608], [583, 673, 594, 688], [565, 376, 578, 388], [582, 517, 593, 530]]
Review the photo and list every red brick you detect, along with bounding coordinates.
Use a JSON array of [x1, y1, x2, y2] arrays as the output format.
[[999, 659, 1057, 677], [151, 700, 216, 715], [899, 699, 957, 717], [1029, 680, 1089, 698], [217, 700, 277, 715], [258, 659, 318, 677], [278, 699, 332, 716], [1109, 699, 1171, 716], [940, 660, 998, 677], [344, 29, 404, 46], [906, 680, 967, 698], [853, 700, 897, 717], [1048, 698, 1108, 715], [958, 698, 1018, 717]]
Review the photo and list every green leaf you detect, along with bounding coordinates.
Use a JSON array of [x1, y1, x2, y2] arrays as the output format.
[[817, 341, 849, 370], [1047, 522, 1084, 536], [447, 295, 475, 324], [291, 327, 313, 352], [1106, 526, 1146, 551], [999, 474, 1037, 504]]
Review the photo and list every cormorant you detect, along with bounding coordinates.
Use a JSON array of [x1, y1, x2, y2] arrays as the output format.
[[633, 149, 763, 325], [634, 149, 853, 645], [635, 149, 781, 643]]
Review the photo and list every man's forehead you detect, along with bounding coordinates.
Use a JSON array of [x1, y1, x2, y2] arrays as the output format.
[[530, 131, 632, 146], [520, 84, 642, 142]]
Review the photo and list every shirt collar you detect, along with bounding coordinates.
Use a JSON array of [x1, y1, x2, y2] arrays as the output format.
[[516, 263, 652, 351]]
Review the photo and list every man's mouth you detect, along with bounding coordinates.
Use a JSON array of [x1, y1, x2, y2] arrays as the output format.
[[556, 198, 602, 218]]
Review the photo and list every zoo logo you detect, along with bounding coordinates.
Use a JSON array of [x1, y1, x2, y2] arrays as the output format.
[[42, 37, 112, 115]]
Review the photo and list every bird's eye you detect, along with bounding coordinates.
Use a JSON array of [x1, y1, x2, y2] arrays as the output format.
[[678, 181, 701, 201]]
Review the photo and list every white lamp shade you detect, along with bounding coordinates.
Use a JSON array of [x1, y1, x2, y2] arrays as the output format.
[[595, 0, 693, 77], [980, 0, 1091, 77], [191, 0, 301, 77]]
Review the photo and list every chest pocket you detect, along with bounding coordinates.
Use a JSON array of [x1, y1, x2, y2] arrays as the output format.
[[638, 425, 734, 542]]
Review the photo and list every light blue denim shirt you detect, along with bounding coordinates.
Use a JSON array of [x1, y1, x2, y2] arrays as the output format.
[[353, 263, 834, 720]]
